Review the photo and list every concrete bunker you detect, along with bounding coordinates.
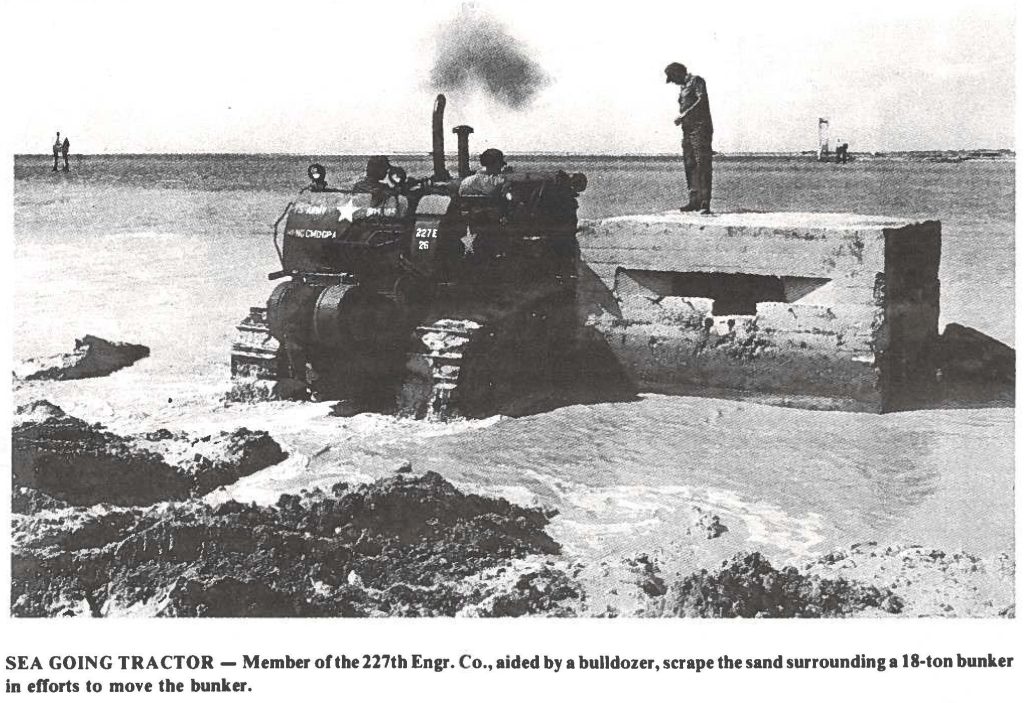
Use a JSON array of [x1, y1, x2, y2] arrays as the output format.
[[576, 212, 942, 412]]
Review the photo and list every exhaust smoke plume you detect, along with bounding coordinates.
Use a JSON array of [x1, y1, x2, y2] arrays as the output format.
[[430, 6, 549, 109]]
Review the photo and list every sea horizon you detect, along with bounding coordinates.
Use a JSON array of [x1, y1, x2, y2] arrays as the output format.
[[13, 148, 1016, 160]]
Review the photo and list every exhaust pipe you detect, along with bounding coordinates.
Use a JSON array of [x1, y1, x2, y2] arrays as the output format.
[[431, 94, 450, 181], [452, 125, 474, 178]]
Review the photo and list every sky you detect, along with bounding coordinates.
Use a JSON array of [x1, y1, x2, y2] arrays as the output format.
[[0, 0, 1016, 154]]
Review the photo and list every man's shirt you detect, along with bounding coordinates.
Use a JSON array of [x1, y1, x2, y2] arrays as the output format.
[[458, 172, 506, 197], [678, 75, 713, 131], [348, 181, 409, 217]]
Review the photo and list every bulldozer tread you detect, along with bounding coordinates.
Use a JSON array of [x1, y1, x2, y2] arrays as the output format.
[[399, 290, 577, 420], [401, 319, 483, 420], [230, 307, 280, 380]]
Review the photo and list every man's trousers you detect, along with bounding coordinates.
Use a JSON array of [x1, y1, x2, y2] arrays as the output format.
[[682, 127, 713, 208]]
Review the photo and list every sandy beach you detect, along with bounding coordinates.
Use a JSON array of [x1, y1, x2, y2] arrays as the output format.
[[12, 153, 1015, 616]]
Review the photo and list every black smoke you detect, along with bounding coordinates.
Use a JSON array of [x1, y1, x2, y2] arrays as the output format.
[[429, 6, 549, 109]]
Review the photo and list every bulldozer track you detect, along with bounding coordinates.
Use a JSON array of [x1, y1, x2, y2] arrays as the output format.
[[404, 319, 483, 420], [230, 307, 279, 379]]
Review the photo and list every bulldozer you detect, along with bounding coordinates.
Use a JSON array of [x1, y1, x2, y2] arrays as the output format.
[[230, 95, 591, 419]]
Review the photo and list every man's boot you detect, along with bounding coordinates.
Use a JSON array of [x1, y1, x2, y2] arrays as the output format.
[[680, 192, 701, 212]]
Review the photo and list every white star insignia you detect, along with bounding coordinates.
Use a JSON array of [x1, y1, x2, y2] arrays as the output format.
[[460, 229, 477, 255], [336, 198, 365, 223]]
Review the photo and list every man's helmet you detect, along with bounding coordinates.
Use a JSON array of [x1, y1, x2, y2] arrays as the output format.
[[479, 148, 505, 171], [366, 155, 391, 181]]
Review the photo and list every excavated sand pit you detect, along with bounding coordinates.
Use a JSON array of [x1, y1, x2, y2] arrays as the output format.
[[9, 401, 1013, 619]]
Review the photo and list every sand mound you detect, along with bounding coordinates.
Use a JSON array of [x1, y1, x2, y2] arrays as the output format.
[[939, 323, 1014, 384], [13, 399, 67, 423], [12, 403, 287, 508], [133, 428, 287, 495], [660, 552, 904, 618], [12, 487, 71, 514], [804, 542, 1014, 617], [11, 472, 579, 618], [13, 410, 189, 506], [15, 335, 150, 381]]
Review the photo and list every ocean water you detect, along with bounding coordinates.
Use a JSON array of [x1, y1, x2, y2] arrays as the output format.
[[11, 154, 1015, 570]]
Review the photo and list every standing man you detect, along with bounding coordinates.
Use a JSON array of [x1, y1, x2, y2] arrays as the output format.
[[61, 135, 71, 172], [665, 62, 714, 214], [52, 132, 61, 172]]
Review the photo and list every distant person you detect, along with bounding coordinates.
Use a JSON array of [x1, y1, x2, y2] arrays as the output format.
[[52, 132, 61, 172], [61, 136, 70, 171], [458, 148, 507, 197], [836, 143, 849, 164], [665, 62, 714, 214]]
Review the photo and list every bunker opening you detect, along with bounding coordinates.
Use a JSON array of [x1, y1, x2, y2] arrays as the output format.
[[619, 270, 832, 316]]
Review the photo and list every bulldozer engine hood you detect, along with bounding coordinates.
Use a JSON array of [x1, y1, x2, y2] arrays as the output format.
[[282, 193, 401, 275], [285, 194, 375, 240]]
